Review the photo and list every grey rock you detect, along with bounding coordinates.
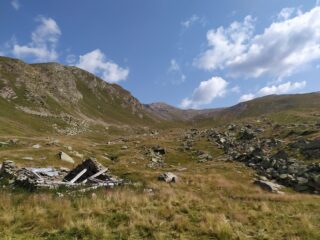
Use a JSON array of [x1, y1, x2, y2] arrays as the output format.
[[279, 174, 288, 180], [261, 158, 271, 169], [158, 172, 178, 183], [254, 180, 284, 193], [297, 177, 308, 185]]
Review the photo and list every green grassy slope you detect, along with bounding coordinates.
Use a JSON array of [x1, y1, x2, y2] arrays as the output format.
[[0, 56, 160, 136]]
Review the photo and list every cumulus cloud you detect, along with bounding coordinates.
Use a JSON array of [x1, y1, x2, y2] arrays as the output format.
[[12, 17, 61, 62], [11, 0, 20, 10], [258, 81, 306, 95], [195, 6, 320, 79], [168, 59, 186, 84], [76, 49, 129, 83], [194, 15, 255, 71], [181, 15, 204, 28], [239, 81, 306, 102], [180, 76, 228, 108]]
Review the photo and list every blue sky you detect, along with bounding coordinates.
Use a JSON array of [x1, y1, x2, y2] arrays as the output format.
[[1, 0, 320, 109]]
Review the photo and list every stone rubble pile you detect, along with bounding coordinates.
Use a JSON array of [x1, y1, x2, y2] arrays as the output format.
[[205, 124, 320, 193], [195, 150, 213, 163], [0, 158, 123, 191], [146, 145, 166, 169], [180, 129, 199, 151], [290, 139, 320, 160]]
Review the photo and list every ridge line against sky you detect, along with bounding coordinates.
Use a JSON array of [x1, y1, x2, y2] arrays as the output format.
[[1, 0, 320, 109]]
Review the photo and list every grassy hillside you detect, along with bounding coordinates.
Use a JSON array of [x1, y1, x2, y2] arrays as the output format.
[[193, 93, 320, 127], [0, 57, 162, 136]]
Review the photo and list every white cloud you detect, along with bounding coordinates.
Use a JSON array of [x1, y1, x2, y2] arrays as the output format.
[[180, 76, 228, 108], [239, 93, 255, 102], [239, 81, 306, 102], [181, 15, 203, 28], [11, 0, 20, 10], [277, 8, 295, 20], [257, 81, 306, 95], [195, 6, 320, 79], [12, 17, 61, 62], [168, 59, 186, 84], [76, 49, 129, 83], [194, 15, 255, 71]]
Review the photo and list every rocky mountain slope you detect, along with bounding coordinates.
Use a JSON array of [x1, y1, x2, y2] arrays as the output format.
[[0, 56, 319, 136], [146, 93, 320, 122], [0, 56, 158, 135]]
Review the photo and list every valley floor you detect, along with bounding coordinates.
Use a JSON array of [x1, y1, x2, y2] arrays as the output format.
[[0, 118, 320, 240]]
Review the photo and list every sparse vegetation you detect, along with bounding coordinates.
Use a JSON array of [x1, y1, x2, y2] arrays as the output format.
[[0, 56, 320, 239]]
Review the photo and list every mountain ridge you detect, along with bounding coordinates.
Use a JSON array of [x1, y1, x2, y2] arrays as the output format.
[[0, 56, 319, 133]]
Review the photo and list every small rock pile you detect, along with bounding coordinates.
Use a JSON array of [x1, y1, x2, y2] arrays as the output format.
[[195, 150, 213, 163], [181, 129, 200, 151], [146, 146, 166, 169], [0, 86, 17, 100]]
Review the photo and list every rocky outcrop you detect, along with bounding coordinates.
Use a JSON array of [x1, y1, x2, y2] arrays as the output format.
[[0, 86, 16, 100], [146, 146, 166, 169]]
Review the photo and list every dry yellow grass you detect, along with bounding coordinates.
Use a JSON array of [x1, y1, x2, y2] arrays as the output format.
[[0, 128, 320, 239]]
